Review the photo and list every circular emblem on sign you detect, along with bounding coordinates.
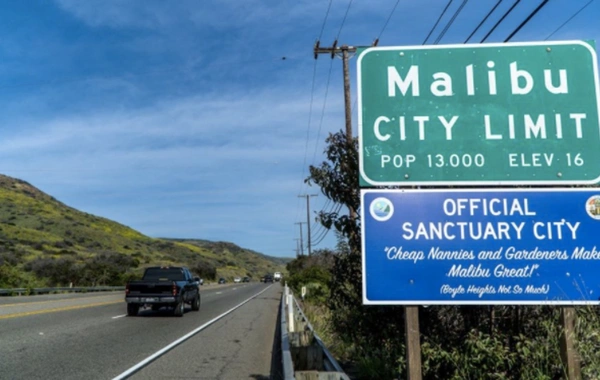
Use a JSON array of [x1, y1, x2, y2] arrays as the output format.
[[370, 197, 394, 222], [586, 195, 600, 220]]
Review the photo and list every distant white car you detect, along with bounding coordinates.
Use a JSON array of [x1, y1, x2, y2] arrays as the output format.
[[234, 277, 241, 283], [274, 272, 282, 281]]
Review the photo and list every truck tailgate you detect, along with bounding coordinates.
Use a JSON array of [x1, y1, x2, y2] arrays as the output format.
[[127, 281, 174, 295]]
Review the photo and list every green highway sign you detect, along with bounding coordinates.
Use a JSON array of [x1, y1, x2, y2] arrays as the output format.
[[357, 41, 600, 186]]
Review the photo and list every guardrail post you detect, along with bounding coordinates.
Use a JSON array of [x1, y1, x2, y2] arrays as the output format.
[[290, 329, 323, 371], [281, 292, 296, 380], [282, 293, 349, 379], [287, 294, 295, 333]]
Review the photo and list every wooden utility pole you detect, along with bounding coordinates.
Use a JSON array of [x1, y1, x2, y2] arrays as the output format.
[[314, 42, 357, 220], [315, 40, 422, 380], [298, 194, 317, 255], [341, 47, 353, 156], [294, 238, 301, 258], [295, 222, 306, 256]]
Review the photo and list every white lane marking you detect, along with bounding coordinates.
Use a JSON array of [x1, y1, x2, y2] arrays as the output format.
[[112, 314, 127, 319], [112, 285, 273, 380], [232, 287, 238, 290], [215, 292, 222, 294]]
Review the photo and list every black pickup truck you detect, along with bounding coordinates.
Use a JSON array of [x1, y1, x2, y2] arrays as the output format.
[[125, 266, 201, 317]]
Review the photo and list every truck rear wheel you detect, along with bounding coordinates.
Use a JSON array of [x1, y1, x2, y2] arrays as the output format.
[[127, 304, 139, 316], [191, 294, 201, 311], [173, 300, 184, 317]]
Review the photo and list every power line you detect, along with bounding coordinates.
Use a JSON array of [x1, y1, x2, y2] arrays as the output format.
[[464, 0, 503, 43], [296, 0, 338, 227], [336, 0, 354, 40], [310, 59, 335, 168], [480, 0, 521, 43], [423, 0, 454, 44], [299, 0, 337, 224], [311, 225, 329, 246], [310, 198, 331, 226], [299, 1, 333, 228], [311, 208, 336, 245], [312, 43, 357, 220], [295, 222, 306, 255], [303, 51, 335, 231], [434, 0, 469, 44], [504, 0, 550, 42], [296, 59, 319, 224], [312, 203, 343, 246], [309, 199, 334, 239], [307, 197, 340, 247], [311, 222, 330, 246], [310, 225, 326, 244], [376, 0, 402, 43], [318, 0, 333, 41], [293, 241, 300, 257], [545, 0, 595, 41], [311, 200, 339, 240], [298, 194, 317, 255]]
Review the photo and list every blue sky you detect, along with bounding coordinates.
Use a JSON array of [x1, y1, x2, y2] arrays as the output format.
[[0, 0, 598, 258]]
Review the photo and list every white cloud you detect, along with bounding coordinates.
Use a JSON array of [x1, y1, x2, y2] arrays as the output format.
[[55, 0, 176, 29], [0, 80, 342, 255], [55, 0, 321, 31]]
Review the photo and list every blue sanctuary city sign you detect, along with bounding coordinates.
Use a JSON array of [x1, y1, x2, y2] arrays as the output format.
[[361, 188, 600, 305]]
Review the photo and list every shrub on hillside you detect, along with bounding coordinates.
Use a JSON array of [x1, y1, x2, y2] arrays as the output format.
[[0, 264, 26, 288], [23, 252, 139, 287], [0, 251, 20, 266], [24, 257, 81, 286], [191, 260, 217, 280], [79, 252, 139, 286]]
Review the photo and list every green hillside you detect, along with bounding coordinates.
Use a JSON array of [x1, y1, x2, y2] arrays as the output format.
[[166, 239, 291, 280], [0, 174, 287, 289]]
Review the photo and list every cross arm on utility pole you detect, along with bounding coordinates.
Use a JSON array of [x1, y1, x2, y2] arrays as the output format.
[[313, 40, 357, 58]]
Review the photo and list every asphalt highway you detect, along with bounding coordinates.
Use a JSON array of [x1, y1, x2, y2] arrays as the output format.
[[0, 282, 283, 380]]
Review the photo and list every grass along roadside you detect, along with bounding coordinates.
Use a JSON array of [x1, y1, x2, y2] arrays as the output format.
[[299, 301, 600, 379], [299, 300, 361, 378]]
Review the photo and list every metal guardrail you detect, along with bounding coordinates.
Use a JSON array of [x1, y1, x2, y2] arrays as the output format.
[[281, 285, 350, 380], [293, 296, 347, 374], [0, 286, 125, 296]]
